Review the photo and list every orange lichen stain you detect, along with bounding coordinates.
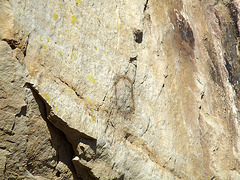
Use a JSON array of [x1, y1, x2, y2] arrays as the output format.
[[74, 32, 77, 37], [43, 93, 51, 102], [47, 38, 49, 42], [43, 44, 47, 49], [40, 37, 42, 41], [59, 51, 62, 56], [53, 13, 58, 20], [88, 75, 95, 83], [76, 0, 81, 3], [92, 114, 96, 123], [59, 4, 62, 11], [22, 8, 25, 13], [71, 15, 77, 25], [65, 29, 70, 33]]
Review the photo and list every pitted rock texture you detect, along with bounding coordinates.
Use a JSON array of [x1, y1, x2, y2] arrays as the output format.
[[1, 0, 240, 179]]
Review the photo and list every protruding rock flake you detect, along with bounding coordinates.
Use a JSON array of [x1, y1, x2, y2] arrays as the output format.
[[1, 0, 240, 179]]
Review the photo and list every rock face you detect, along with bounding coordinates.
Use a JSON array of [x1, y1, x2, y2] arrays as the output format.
[[1, 0, 240, 179]]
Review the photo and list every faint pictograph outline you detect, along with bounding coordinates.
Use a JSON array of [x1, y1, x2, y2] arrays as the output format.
[[114, 75, 135, 116]]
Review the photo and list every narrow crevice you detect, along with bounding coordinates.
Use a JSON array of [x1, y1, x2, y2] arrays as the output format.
[[97, 90, 109, 110], [214, 11, 221, 28], [224, 55, 234, 84], [3, 161, 7, 179], [141, 118, 150, 137], [11, 120, 15, 131], [58, 78, 84, 100], [140, 75, 147, 85], [23, 33, 31, 57], [25, 83, 97, 179], [211, 175, 216, 180], [156, 83, 165, 99], [226, 2, 240, 37], [143, 0, 149, 12]]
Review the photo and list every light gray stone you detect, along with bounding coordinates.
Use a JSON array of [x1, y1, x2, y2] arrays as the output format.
[[1, 0, 240, 179]]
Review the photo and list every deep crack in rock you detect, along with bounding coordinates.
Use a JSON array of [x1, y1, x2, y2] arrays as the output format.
[[25, 83, 97, 180]]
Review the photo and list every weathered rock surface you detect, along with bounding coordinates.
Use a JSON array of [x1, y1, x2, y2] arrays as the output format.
[[1, 0, 240, 179]]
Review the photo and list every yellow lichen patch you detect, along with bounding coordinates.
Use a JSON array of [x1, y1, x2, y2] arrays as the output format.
[[55, 107, 58, 113], [59, 4, 62, 11], [43, 44, 47, 49], [71, 15, 77, 25], [103, 51, 106, 54], [43, 93, 51, 102], [98, 18, 101, 23], [88, 35, 91, 38], [22, 7, 25, 13], [88, 75, 95, 83], [87, 98, 91, 103], [47, 38, 49, 42], [59, 51, 62, 56], [74, 32, 77, 37], [40, 37, 42, 41], [73, 54, 77, 58], [53, 13, 58, 20], [70, 60, 72, 63], [70, 8, 72, 12], [65, 29, 70, 33], [94, 46, 97, 50], [64, 13, 67, 18], [70, 54, 73, 59], [69, 87, 74, 92], [92, 114, 96, 123], [76, 0, 81, 3]]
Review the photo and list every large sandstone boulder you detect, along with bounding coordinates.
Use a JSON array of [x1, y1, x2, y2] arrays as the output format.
[[1, 0, 240, 179]]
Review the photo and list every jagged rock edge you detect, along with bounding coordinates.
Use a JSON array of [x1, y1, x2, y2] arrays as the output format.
[[25, 83, 98, 179]]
